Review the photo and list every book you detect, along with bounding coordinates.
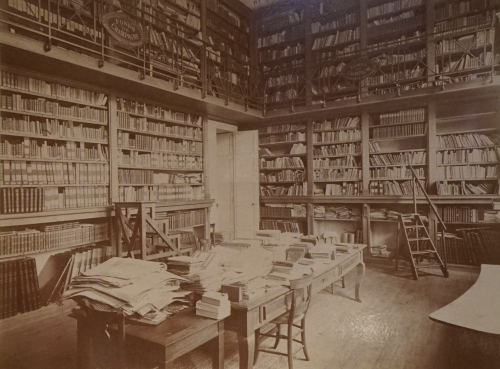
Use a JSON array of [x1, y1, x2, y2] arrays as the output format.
[[195, 307, 231, 320], [201, 291, 229, 306], [196, 300, 231, 313]]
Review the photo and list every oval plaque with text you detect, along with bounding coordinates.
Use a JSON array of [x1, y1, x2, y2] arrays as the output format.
[[102, 12, 146, 48], [342, 58, 379, 81]]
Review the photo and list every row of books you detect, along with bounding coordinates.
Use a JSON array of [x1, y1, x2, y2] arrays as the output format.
[[376, 50, 426, 69], [1, 161, 109, 185], [437, 229, 500, 266], [311, 28, 360, 51], [0, 257, 40, 320], [117, 120, 202, 142], [314, 205, 361, 220], [1, 116, 108, 142], [435, 30, 494, 56], [38, 245, 111, 308], [116, 98, 202, 126], [0, 222, 109, 256], [1, 139, 108, 162], [265, 73, 301, 89], [312, 42, 360, 60], [313, 156, 360, 168], [437, 147, 500, 164], [2, 94, 108, 123], [311, 11, 359, 34], [368, 10, 418, 28], [369, 151, 427, 166], [154, 209, 205, 230], [313, 168, 361, 181], [376, 108, 426, 126], [315, 62, 346, 78], [259, 132, 306, 144], [259, 10, 303, 35], [434, 12, 494, 35], [260, 169, 306, 183], [437, 132, 499, 149], [259, 220, 305, 234], [313, 130, 361, 144], [437, 164, 498, 179], [8, 0, 103, 41], [369, 14, 424, 38], [260, 157, 304, 169], [313, 143, 361, 157], [367, 31, 425, 53], [313, 117, 360, 131], [118, 185, 204, 202], [438, 206, 489, 223], [436, 52, 495, 74], [118, 169, 201, 185], [319, 182, 361, 196], [260, 183, 307, 196], [435, 0, 499, 21], [118, 151, 203, 170], [207, 0, 248, 30], [259, 43, 305, 63], [0, 71, 107, 106], [367, 0, 423, 19], [370, 166, 425, 179], [262, 59, 304, 73], [436, 180, 498, 195], [260, 204, 307, 218], [369, 180, 426, 195], [371, 122, 427, 139], [362, 65, 425, 87], [257, 26, 305, 48], [265, 88, 299, 103], [258, 123, 306, 135], [148, 28, 200, 69], [118, 132, 202, 153]]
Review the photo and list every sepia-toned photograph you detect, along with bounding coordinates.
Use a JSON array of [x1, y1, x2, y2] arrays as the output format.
[[0, 0, 499, 368]]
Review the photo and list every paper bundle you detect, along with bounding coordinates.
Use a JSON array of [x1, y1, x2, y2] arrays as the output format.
[[196, 291, 230, 320]]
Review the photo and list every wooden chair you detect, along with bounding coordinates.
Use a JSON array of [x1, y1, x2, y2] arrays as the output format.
[[254, 274, 313, 369]]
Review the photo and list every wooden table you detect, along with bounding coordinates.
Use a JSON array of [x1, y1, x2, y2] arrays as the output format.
[[73, 307, 224, 369], [226, 246, 366, 369]]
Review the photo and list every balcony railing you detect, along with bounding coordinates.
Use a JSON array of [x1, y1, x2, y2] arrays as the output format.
[[1, 0, 498, 114]]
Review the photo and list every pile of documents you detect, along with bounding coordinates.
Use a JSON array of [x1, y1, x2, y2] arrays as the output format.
[[166, 256, 203, 276], [267, 259, 312, 284], [309, 243, 337, 261], [196, 291, 230, 320], [370, 208, 401, 220], [63, 257, 189, 325], [213, 230, 231, 245], [174, 251, 227, 293], [370, 245, 391, 258]]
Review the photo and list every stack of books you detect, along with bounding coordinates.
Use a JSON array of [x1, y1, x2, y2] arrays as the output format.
[[310, 244, 337, 260], [370, 245, 391, 258], [196, 292, 231, 320], [166, 256, 203, 276], [213, 230, 231, 245]]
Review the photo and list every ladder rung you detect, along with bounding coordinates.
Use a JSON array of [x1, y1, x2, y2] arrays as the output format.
[[411, 250, 437, 255], [415, 264, 443, 269], [408, 237, 430, 242], [404, 225, 425, 229]]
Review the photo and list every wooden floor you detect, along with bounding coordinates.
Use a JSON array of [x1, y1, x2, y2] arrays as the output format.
[[1, 264, 499, 369]]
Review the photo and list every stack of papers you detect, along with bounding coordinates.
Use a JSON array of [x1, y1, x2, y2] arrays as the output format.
[[167, 256, 203, 276], [310, 243, 337, 261], [213, 230, 231, 245], [63, 258, 188, 324], [220, 239, 262, 250], [267, 262, 312, 285], [196, 291, 230, 320]]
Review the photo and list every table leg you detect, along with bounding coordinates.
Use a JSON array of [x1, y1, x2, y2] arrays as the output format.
[[159, 349, 174, 369], [355, 261, 365, 303], [238, 332, 255, 369], [76, 318, 92, 369], [212, 321, 224, 369]]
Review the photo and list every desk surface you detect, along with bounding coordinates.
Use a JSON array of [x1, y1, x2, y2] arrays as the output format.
[[429, 264, 500, 335]]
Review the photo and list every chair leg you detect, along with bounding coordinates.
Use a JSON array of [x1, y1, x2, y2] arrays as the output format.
[[273, 324, 281, 349], [287, 323, 294, 369], [341, 277, 346, 288], [301, 318, 309, 361], [254, 328, 260, 365]]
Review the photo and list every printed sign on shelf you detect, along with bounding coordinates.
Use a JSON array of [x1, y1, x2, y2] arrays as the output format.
[[101, 12, 146, 48]]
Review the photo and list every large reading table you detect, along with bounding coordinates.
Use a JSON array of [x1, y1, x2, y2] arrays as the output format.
[[226, 245, 366, 369]]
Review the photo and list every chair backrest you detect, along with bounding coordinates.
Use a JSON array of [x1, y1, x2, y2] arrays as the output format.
[[288, 274, 313, 323]]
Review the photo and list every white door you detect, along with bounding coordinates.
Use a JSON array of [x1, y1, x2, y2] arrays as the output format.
[[216, 133, 234, 238], [233, 131, 259, 239]]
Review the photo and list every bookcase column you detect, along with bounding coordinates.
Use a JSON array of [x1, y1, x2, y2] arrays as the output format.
[[200, 0, 207, 98], [304, 3, 313, 107], [426, 0, 437, 84], [109, 91, 119, 204], [361, 111, 370, 195], [306, 117, 315, 196], [427, 101, 437, 195]]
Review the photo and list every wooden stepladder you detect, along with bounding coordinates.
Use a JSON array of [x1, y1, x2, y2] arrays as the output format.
[[114, 201, 182, 260], [394, 166, 449, 280]]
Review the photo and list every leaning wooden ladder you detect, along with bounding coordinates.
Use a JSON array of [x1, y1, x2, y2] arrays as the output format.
[[394, 166, 449, 280]]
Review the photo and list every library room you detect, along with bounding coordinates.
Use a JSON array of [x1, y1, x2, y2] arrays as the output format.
[[1, 0, 499, 368]]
